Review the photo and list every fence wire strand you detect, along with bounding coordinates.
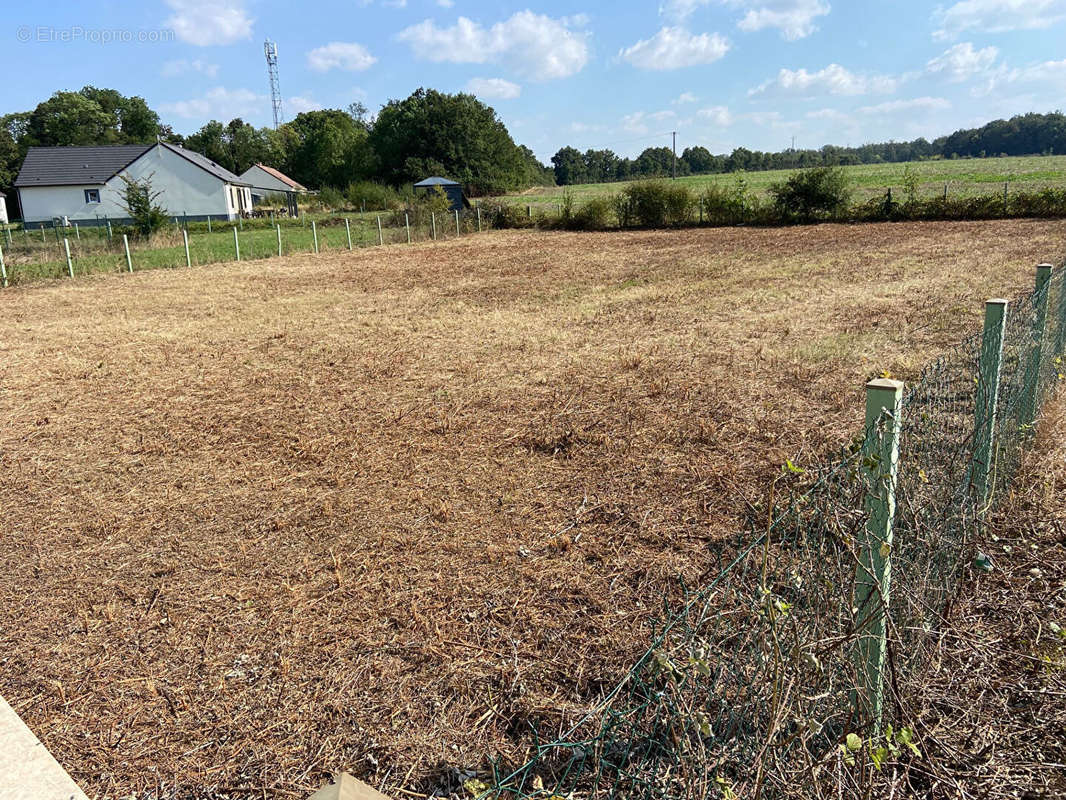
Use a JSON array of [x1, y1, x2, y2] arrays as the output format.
[[488, 259, 1066, 800]]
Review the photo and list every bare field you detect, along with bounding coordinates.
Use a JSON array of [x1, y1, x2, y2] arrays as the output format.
[[0, 220, 1063, 798]]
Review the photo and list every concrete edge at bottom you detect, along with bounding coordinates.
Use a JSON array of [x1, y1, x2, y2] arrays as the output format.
[[0, 694, 89, 800]]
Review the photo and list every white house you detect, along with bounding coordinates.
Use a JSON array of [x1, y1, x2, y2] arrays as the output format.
[[239, 163, 308, 216], [14, 142, 253, 228], [0, 192, 7, 225]]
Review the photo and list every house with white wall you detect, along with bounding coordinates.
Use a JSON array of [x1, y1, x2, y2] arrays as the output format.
[[0, 192, 8, 225], [239, 163, 308, 216], [14, 142, 253, 228]]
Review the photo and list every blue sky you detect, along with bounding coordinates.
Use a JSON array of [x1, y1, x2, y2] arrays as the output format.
[[4, 0, 1066, 161]]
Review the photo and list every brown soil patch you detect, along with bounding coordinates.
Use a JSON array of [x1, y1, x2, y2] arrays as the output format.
[[0, 221, 1063, 798]]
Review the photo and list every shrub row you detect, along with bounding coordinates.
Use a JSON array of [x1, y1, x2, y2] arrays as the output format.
[[486, 173, 1066, 232]]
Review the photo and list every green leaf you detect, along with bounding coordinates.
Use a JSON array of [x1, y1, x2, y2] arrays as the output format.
[[846, 732, 863, 752]]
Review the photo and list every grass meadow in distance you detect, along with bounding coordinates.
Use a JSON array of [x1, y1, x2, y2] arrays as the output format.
[[506, 154, 1066, 206]]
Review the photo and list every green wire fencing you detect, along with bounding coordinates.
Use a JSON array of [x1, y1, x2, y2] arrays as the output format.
[[487, 259, 1066, 800], [0, 207, 490, 288]]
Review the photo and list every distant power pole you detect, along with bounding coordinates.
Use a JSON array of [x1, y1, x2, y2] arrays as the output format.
[[264, 39, 283, 129], [672, 131, 677, 179]]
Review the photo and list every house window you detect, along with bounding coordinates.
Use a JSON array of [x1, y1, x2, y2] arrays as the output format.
[[84, 189, 101, 204]]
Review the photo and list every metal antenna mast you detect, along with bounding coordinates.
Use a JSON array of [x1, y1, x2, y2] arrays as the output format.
[[264, 39, 283, 129]]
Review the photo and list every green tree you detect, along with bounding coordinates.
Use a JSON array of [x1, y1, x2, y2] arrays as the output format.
[[552, 146, 587, 185], [369, 88, 539, 194], [281, 109, 373, 189]]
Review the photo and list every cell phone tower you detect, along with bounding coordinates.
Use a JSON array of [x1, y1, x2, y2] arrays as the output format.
[[264, 39, 283, 129]]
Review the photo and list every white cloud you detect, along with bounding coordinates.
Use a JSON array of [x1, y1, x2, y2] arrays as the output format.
[[619, 27, 730, 70], [163, 0, 253, 46], [396, 12, 589, 80], [287, 96, 323, 114], [976, 57, 1066, 95], [159, 87, 265, 119], [750, 63, 898, 96], [806, 108, 850, 121], [465, 77, 522, 99], [661, 0, 830, 39], [926, 42, 999, 82], [697, 105, 733, 125], [933, 0, 1066, 40], [731, 0, 830, 39], [437, 0, 455, 6], [857, 97, 952, 115], [674, 91, 698, 104], [621, 109, 677, 135], [161, 59, 219, 78], [307, 42, 377, 72]]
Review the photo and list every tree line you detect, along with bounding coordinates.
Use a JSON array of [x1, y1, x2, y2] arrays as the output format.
[[0, 86, 553, 213], [550, 111, 1066, 185]]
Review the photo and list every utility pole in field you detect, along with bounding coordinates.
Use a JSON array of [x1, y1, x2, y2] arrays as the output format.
[[672, 131, 677, 179]]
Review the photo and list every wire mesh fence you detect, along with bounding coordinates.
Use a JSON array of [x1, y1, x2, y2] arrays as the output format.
[[486, 259, 1066, 799], [0, 207, 489, 287]]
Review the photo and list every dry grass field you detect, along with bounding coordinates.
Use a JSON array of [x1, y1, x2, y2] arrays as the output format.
[[0, 220, 1063, 798]]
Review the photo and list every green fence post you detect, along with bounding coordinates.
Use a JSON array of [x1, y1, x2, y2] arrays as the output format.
[[63, 238, 74, 278], [971, 299, 1008, 509], [183, 229, 191, 268], [405, 213, 411, 244], [312, 220, 319, 253], [123, 234, 132, 273], [0, 241, 7, 288], [345, 218, 353, 250], [233, 227, 240, 261], [1021, 264, 1054, 428], [377, 216, 383, 246], [854, 377, 904, 732], [277, 224, 283, 257]]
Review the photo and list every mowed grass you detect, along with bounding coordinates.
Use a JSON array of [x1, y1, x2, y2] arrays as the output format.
[[508, 154, 1066, 206], [0, 220, 1063, 797]]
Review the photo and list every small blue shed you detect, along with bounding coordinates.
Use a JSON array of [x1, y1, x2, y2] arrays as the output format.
[[413, 176, 466, 212]]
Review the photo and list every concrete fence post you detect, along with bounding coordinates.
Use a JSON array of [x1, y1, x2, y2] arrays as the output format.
[[405, 213, 411, 244], [106, 219, 113, 242], [971, 299, 1008, 510], [233, 227, 241, 261], [0, 241, 7, 288], [74, 223, 80, 241], [183, 229, 191, 268], [277, 224, 283, 257], [123, 234, 132, 272], [345, 218, 353, 250], [1021, 264, 1054, 428], [377, 216, 383, 246], [853, 377, 904, 733], [455, 209, 460, 236], [63, 238, 73, 278], [477, 206, 482, 233], [208, 216, 213, 234], [312, 221, 319, 254], [431, 213, 437, 240]]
